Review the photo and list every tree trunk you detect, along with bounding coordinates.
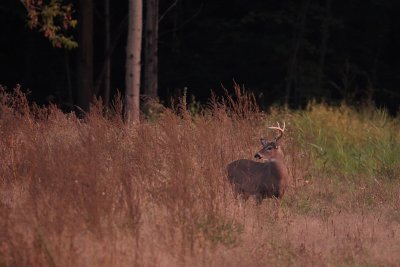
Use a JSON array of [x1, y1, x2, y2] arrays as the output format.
[[77, 0, 93, 111], [143, 0, 158, 99], [316, 0, 331, 92], [65, 50, 73, 107], [125, 0, 143, 123], [284, 0, 310, 107], [103, 0, 111, 107]]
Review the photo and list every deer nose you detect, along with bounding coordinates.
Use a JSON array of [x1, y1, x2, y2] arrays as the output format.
[[254, 153, 262, 159]]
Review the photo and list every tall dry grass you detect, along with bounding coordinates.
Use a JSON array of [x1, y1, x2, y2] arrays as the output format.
[[0, 85, 399, 267]]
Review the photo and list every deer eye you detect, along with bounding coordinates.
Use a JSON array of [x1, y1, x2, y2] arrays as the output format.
[[266, 146, 273, 151]]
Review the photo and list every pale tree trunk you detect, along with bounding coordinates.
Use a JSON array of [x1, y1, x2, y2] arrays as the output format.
[[77, 0, 93, 111], [125, 0, 143, 123], [103, 0, 111, 107], [144, 0, 158, 99]]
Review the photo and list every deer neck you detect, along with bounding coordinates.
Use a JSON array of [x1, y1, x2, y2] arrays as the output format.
[[265, 148, 288, 181], [267, 147, 285, 163]]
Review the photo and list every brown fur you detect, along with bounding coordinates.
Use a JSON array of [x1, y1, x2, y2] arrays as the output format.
[[227, 124, 288, 203]]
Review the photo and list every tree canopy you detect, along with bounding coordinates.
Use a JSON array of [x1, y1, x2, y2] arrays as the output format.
[[1, 0, 399, 113]]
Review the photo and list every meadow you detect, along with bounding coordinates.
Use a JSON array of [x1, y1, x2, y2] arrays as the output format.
[[1, 86, 399, 266]]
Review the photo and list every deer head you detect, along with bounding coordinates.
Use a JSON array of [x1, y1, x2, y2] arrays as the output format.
[[254, 121, 286, 161]]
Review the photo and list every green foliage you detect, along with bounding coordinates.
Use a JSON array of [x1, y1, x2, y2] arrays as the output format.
[[23, 0, 78, 49], [141, 97, 165, 122], [181, 87, 202, 117], [291, 103, 400, 181]]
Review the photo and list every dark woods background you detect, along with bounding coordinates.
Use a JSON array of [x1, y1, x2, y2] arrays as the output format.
[[1, 0, 400, 113]]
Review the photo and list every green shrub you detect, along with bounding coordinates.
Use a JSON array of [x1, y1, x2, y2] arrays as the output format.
[[290, 103, 400, 181]]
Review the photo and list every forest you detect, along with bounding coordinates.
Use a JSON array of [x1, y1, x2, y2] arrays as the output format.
[[1, 1, 400, 266], [1, 0, 400, 114]]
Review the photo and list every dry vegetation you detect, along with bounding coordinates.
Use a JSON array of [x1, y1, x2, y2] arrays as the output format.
[[1, 86, 400, 267]]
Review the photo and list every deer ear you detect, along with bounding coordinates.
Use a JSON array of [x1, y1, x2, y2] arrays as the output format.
[[260, 138, 268, 146]]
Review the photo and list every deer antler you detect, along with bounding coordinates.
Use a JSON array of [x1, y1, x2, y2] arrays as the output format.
[[268, 121, 286, 141]]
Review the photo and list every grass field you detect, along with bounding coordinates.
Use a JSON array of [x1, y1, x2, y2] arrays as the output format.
[[1, 87, 399, 266]]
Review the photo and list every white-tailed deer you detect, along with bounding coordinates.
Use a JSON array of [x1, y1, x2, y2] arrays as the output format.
[[227, 122, 288, 203]]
